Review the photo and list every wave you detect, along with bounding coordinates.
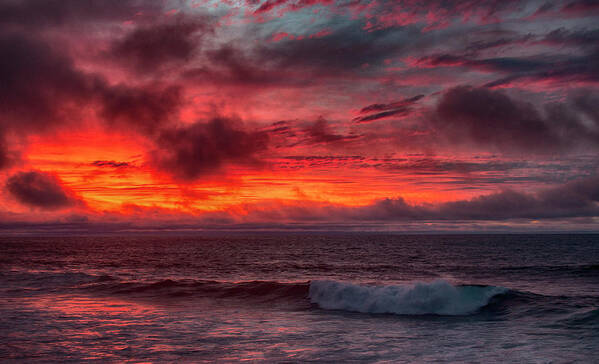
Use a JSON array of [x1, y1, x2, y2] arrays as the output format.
[[84, 278, 310, 301], [6, 271, 539, 317], [309, 279, 508, 316], [88, 278, 510, 316]]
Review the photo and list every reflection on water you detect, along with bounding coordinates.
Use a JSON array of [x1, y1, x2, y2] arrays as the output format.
[[1, 293, 321, 362]]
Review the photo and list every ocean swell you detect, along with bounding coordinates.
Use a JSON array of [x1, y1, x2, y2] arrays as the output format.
[[309, 279, 508, 315], [84, 278, 310, 300]]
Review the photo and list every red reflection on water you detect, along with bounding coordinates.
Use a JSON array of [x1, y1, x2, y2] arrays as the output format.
[[26, 294, 157, 316], [19, 294, 172, 360]]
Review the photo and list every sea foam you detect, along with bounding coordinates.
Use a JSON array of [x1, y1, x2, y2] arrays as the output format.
[[309, 279, 507, 315]]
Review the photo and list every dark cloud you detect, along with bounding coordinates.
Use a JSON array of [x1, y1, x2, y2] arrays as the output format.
[[561, 0, 599, 15], [97, 83, 182, 135], [0, 30, 186, 172], [194, 5, 537, 89], [110, 16, 212, 74], [483, 50, 599, 87], [0, 32, 98, 170], [266, 118, 360, 148], [257, 25, 407, 76], [417, 27, 599, 87], [353, 175, 599, 221], [185, 45, 287, 87], [359, 95, 424, 114], [435, 190, 546, 220], [496, 37, 598, 83], [432, 86, 559, 152], [0, 32, 95, 131], [5, 170, 80, 209], [186, 11, 450, 88], [430, 86, 599, 153], [92, 160, 131, 168], [543, 27, 599, 46], [437, 175, 599, 220], [0, 27, 187, 134], [0, 19, 234, 183], [354, 95, 424, 123], [353, 108, 414, 123], [305, 118, 361, 143], [0, 30, 183, 134], [150, 117, 269, 181]]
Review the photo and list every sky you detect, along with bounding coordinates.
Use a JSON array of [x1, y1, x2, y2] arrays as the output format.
[[1, 0, 599, 233]]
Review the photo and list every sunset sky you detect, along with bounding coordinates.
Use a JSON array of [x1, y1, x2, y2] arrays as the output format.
[[1, 0, 599, 233]]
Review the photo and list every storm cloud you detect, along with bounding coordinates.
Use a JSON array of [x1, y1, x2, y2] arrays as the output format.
[[150, 117, 269, 181], [0, 32, 95, 131], [110, 16, 212, 75], [431, 86, 599, 153], [6, 170, 81, 209]]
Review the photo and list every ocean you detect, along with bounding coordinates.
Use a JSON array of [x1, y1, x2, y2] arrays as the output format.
[[1, 234, 598, 362]]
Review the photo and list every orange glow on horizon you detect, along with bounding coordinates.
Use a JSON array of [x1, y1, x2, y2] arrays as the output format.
[[22, 129, 480, 217]]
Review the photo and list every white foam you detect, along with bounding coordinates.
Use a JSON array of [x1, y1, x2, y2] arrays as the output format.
[[309, 279, 507, 315]]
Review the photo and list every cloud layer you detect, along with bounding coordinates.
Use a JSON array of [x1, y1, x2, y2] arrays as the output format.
[[0, 0, 598, 230]]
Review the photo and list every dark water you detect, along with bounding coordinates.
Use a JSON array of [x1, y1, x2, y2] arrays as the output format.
[[1, 234, 598, 362]]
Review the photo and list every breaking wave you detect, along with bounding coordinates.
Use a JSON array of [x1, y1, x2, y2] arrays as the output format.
[[309, 279, 509, 315], [9, 271, 520, 316], [87, 277, 508, 316]]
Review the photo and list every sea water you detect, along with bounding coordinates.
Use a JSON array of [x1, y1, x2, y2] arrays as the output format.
[[1, 234, 597, 362]]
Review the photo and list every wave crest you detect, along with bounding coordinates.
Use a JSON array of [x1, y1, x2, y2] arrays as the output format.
[[309, 279, 508, 315]]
